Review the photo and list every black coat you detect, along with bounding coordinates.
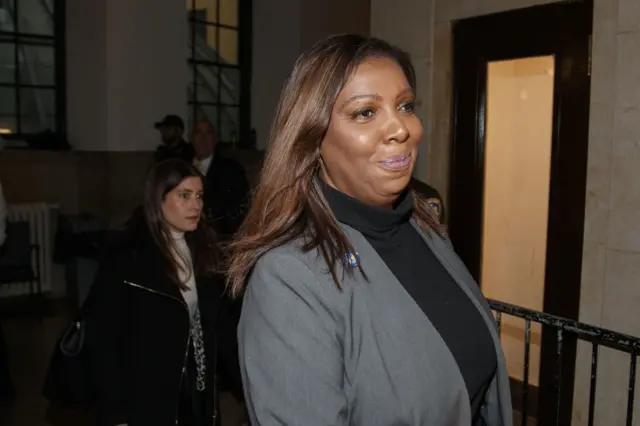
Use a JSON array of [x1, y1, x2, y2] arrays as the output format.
[[85, 236, 242, 426], [409, 178, 446, 223], [201, 155, 250, 240]]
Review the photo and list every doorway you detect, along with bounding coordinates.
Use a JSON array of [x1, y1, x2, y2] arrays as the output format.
[[449, 1, 592, 425]]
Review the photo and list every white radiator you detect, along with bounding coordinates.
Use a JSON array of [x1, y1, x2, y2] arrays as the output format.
[[1, 202, 59, 297]]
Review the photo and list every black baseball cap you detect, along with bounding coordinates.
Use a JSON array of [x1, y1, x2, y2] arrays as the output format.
[[154, 114, 184, 129]]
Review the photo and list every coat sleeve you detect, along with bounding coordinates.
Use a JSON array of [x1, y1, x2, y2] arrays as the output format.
[[85, 255, 130, 426], [238, 251, 348, 426], [215, 289, 245, 402]]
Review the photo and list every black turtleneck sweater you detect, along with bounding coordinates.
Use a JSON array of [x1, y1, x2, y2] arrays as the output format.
[[323, 183, 497, 421]]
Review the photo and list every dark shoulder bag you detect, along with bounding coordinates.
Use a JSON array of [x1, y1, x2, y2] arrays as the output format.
[[42, 314, 95, 409]]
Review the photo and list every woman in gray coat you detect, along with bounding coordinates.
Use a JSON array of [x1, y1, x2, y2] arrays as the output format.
[[227, 34, 513, 426]]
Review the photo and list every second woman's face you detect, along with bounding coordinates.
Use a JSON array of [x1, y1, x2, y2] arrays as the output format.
[[162, 176, 204, 233], [320, 57, 422, 208]]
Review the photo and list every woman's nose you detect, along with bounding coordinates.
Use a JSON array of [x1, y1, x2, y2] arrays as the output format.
[[385, 114, 410, 144]]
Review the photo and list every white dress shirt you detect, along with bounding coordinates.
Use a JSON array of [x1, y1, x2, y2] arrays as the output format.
[[194, 154, 213, 176]]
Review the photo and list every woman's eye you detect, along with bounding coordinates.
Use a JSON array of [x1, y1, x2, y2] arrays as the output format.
[[352, 108, 375, 120], [400, 102, 415, 113]]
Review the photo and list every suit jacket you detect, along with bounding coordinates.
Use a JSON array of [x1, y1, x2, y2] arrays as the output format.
[[202, 154, 250, 240], [238, 222, 512, 426]]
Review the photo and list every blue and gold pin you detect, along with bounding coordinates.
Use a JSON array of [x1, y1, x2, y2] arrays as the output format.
[[345, 251, 360, 268]]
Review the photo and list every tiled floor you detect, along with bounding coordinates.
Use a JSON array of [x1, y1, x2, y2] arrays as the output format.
[[0, 299, 247, 426], [1, 313, 74, 426]]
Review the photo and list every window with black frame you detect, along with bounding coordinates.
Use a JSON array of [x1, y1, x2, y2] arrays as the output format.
[[0, 0, 64, 137], [187, 0, 251, 149]]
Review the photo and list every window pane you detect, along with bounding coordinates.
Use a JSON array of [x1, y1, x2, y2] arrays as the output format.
[[192, 66, 218, 103], [20, 87, 55, 132], [218, 66, 240, 105], [219, 0, 237, 27], [0, 86, 16, 133], [189, 12, 208, 40], [192, 103, 218, 128], [0, 43, 15, 83], [17, 0, 54, 35], [191, 64, 240, 105], [189, 22, 220, 63], [189, 2, 216, 24], [219, 106, 239, 145], [18, 44, 55, 85], [0, 2, 15, 32], [218, 27, 237, 65]]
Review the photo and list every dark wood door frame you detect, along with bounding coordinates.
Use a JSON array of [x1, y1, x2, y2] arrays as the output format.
[[449, 2, 593, 425]]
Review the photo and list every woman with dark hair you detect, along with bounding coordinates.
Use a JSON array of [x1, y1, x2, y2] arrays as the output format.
[[228, 34, 512, 426], [87, 159, 242, 426]]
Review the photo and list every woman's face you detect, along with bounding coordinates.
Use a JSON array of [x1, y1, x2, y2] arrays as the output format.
[[320, 57, 422, 208], [162, 176, 204, 232]]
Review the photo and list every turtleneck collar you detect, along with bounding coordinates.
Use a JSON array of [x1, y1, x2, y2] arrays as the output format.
[[320, 179, 413, 243], [170, 229, 185, 241]]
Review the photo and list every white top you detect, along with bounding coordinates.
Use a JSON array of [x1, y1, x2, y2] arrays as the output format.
[[0, 180, 6, 247], [171, 230, 198, 317], [194, 154, 213, 176]]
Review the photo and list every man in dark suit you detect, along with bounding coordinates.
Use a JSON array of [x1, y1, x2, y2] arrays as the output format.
[[153, 114, 194, 163], [191, 119, 250, 241], [409, 177, 446, 224]]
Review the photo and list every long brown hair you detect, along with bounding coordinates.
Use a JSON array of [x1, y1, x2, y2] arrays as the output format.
[[144, 159, 219, 290], [227, 34, 444, 297]]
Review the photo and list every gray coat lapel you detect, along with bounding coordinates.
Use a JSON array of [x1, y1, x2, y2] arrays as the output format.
[[410, 222, 513, 426], [339, 221, 512, 426], [338, 224, 473, 425]]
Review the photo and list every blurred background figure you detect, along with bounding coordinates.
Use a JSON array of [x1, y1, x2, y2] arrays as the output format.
[[86, 159, 243, 426], [409, 177, 446, 224], [190, 119, 249, 241], [154, 114, 194, 164]]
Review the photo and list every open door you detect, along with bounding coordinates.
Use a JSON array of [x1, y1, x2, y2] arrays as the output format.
[[449, 2, 592, 425]]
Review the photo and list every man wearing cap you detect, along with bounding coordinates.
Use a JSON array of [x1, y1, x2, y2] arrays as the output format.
[[153, 114, 194, 163]]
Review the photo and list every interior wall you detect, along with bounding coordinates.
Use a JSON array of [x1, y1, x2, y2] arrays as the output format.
[[66, 0, 188, 152], [299, 1, 370, 52], [371, 0, 640, 423], [371, 0, 435, 184], [250, 0, 301, 150], [482, 56, 555, 386], [251, 0, 370, 150]]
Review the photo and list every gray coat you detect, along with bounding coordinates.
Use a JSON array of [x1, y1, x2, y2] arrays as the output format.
[[238, 222, 513, 426]]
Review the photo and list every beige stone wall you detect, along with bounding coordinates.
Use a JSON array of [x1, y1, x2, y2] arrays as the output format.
[[573, 0, 640, 424], [372, 0, 640, 423], [300, 0, 370, 52]]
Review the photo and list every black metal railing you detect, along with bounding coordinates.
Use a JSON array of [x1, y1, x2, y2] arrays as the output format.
[[489, 299, 640, 426]]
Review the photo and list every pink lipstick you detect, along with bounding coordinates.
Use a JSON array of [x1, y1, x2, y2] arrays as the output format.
[[378, 154, 411, 171]]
